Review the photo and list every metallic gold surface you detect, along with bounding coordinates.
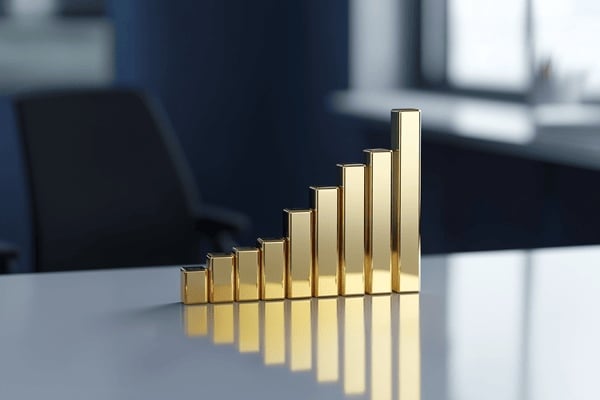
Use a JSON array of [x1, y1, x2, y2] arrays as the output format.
[[399, 294, 421, 400], [310, 187, 340, 297], [183, 305, 208, 337], [342, 297, 365, 394], [289, 299, 311, 371], [370, 295, 392, 400], [391, 109, 421, 293], [364, 149, 393, 294], [180, 266, 208, 304], [263, 301, 285, 365], [207, 253, 235, 303], [212, 304, 234, 344], [284, 210, 313, 299], [257, 238, 286, 300], [233, 247, 260, 301], [316, 298, 338, 382], [337, 164, 366, 296], [237, 302, 259, 353]]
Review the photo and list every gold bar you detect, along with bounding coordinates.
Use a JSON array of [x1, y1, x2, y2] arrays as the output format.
[[183, 305, 208, 337], [180, 266, 208, 304], [263, 301, 285, 365], [289, 299, 312, 371], [310, 187, 340, 297], [207, 253, 235, 303], [284, 209, 313, 298], [212, 303, 234, 344], [370, 296, 392, 400], [364, 149, 393, 294], [342, 297, 365, 394], [391, 109, 421, 293], [233, 247, 260, 301], [237, 302, 260, 353], [317, 298, 338, 382], [338, 164, 366, 296], [258, 238, 286, 300], [399, 294, 421, 400]]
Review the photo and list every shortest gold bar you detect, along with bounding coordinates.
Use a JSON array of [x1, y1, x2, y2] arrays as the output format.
[[233, 247, 261, 301], [180, 266, 208, 304], [207, 253, 235, 303], [284, 209, 313, 299], [258, 238, 286, 300]]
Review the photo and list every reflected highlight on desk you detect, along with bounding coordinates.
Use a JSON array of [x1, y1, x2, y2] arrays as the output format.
[[182, 294, 421, 400]]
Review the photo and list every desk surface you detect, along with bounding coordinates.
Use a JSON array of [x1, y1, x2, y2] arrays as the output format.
[[1, 246, 599, 400], [330, 89, 600, 171]]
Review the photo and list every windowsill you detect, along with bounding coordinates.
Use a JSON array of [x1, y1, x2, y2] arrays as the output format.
[[329, 89, 600, 171]]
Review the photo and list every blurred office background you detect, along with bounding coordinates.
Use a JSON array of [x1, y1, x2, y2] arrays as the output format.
[[1, 0, 600, 273]]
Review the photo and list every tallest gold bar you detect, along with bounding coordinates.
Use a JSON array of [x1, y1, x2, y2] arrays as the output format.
[[391, 109, 421, 293], [364, 149, 392, 294]]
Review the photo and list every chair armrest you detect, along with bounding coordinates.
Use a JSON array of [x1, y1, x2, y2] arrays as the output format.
[[0, 241, 19, 273], [194, 204, 251, 236]]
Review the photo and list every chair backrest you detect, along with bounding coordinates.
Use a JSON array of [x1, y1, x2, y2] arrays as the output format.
[[15, 88, 201, 271]]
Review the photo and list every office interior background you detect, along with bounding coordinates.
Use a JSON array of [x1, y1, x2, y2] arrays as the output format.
[[1, 0, 600, 274]]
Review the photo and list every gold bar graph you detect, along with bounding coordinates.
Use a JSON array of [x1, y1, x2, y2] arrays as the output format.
[[258, 238, 286, 300], [392, 109, 421, 293], [338, 164, 366, 296], [180, 266, 208, 304], [284, 209, 313, 299], [233, 247, 260, 301], [310, 187, 340, 297], [179, 108, 420, 304], [208, 253, 235, 303], [365, 149, 393, 294]]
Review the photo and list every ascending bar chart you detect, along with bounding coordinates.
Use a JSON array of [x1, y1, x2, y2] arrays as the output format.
[[180, 109, 421, 304], [183, 294, 421, 400]]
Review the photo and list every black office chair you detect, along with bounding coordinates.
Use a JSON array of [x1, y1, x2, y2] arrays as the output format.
[[14, 88, 249, 272]]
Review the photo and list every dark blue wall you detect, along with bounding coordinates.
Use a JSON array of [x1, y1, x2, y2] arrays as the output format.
[[109, 0, 357, 243]]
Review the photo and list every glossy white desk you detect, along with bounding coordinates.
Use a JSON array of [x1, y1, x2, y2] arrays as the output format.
[[1, 246, 599, 400]]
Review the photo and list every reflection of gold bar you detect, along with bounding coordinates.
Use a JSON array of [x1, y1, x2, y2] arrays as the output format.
[[180, 266, 208, 304], [310, 187, 339, 297], [399, 294, 421, 400], [233, 247, 260, 301], [289, 299, 312, 371], [364, 149, 393, 294], [392, 109, 421, 293], [263, 301, 285, 365], [338, 164, 366, 296], [183, 305, 208, 337], [370, 296, 391, 400], [258, 238, 286, 300], [213, 303, 234, 344], [284, 210, 313, 298], [207, 253, 234, 303], [343, 297, 365, 394], [238, 302, 260, 352], [317, 298, 338, 382]]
